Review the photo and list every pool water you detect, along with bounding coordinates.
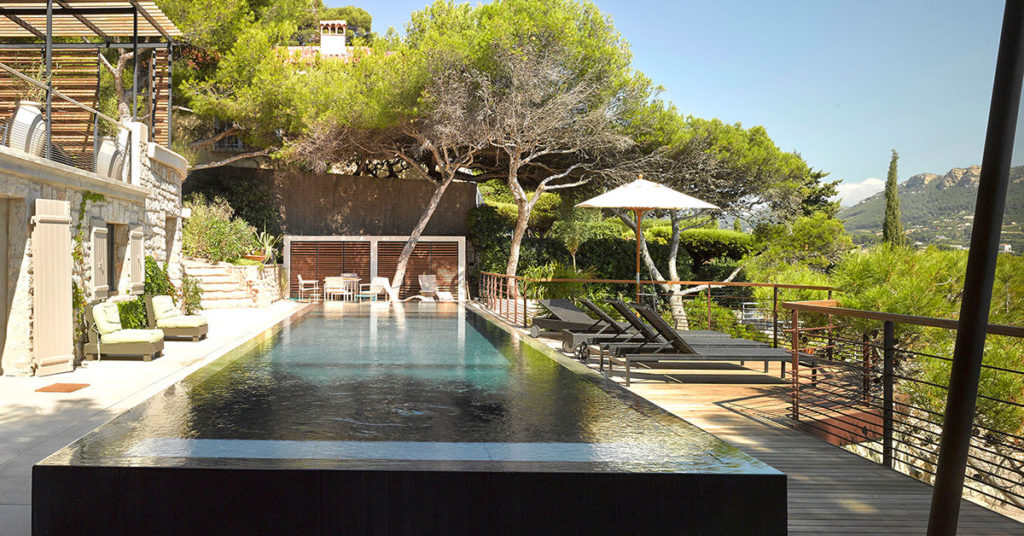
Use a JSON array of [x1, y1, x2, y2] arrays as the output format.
[[45, 304, 776, 475]]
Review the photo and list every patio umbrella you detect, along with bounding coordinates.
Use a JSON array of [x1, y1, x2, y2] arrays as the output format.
[[576, 178, 719, 302]]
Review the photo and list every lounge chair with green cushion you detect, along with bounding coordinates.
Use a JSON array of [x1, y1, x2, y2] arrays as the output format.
[[145, 295, 208, 341], [84, 301, 164, 361]]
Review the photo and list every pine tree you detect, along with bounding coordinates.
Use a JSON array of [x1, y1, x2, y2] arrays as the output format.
[[733, 218, 742, 232], [882, 149, 906, 247]]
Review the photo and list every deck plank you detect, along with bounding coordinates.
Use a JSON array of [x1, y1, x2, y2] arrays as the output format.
[[612, 360, 1024, 535], [531, 334, 1024, 536]]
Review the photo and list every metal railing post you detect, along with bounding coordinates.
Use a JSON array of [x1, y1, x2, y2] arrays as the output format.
[[883, 320, 895, 469], [862, 332, 871, 405], [772, 286, 779, 348], [791, 309, 800, 420], [522, 279, 528, 327], [706, 283, 712, 330]]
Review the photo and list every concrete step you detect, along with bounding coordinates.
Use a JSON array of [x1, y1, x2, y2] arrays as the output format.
[[197, 282, 246, 293], [201, 289, 251, 300], [200, 298, 256, 309]]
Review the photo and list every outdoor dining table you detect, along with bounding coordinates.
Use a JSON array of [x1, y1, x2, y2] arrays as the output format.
[[324, 275, 361, 301]]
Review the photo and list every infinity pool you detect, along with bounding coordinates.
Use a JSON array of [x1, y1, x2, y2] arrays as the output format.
[[35, 304, 786, 535]]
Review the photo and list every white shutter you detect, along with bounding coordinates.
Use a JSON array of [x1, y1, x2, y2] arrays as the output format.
[[130, 229, 144, 294], [31, 199, 74, 376], [91, 226, 108, 299]]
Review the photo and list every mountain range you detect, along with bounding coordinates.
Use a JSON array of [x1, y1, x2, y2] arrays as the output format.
[[838, 165, 1024, 252]]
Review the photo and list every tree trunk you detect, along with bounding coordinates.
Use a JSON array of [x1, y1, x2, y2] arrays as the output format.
[[505, 196, 532, 277], [666, 211, 688, 329], [391, 175, 454, 290]]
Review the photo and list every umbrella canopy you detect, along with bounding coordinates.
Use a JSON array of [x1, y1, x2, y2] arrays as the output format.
[[575, 179, 718, 211], [576, 178, 719, 301]]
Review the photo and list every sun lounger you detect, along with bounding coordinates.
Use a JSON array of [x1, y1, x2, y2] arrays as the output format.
[[418, 274, 455, 302], [608, 304, 794, 385], [557, 299, 653, 360], [84, 302, 164, 362], [145, 295, 208, 341], [530, 299, 630, 338]]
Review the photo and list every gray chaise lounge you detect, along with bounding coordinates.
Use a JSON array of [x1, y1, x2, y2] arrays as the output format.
[[85, 302, 164, 361]]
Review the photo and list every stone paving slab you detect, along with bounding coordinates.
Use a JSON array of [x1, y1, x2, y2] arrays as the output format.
[[0, 301, 304, 535]]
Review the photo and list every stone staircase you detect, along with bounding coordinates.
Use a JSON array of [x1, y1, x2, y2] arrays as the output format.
[[182, 260, 257, 310]]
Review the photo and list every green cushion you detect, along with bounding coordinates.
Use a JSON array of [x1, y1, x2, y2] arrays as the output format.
[[92, 302, 122, 335], [151, 295, 178, 321], [100, 328, 163, 344], [156, 315, 207, 329]]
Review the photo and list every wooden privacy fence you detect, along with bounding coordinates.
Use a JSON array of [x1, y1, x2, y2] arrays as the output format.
[[782, 300, 1024, 518], [284, 236, 466, 300]]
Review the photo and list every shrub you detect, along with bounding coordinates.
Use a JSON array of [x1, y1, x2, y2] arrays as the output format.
[[117, 298, 148, 329], [144, 256, 175, 298], [182, 194, 257, 262], [677, 229, 754, 266], [180, 273, 204, 315], [183, 170, 282, 233], [521, 262, 595, 299]]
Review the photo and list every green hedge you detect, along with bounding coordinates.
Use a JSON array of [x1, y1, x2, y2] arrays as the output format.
[[182, 194, 257, 263]]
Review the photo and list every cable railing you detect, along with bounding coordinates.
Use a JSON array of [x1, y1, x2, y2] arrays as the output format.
[[476, 272, 1024, 518], [476, 271, 833, 350], [0, 60, 132, 180], [782, 300, 1024, 518]]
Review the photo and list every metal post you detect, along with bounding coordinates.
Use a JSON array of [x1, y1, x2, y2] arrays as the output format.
[[790, 309, 800, 419], [882, 321, 895, 469], [772, 286, 779, 348], [522, 279, 528, 327], [131, 7, 138, 120], [929, 2, 1024, 533], [44, 0, 52, 160], [862, 332, 871, 405], [706, 283, 712, 330]]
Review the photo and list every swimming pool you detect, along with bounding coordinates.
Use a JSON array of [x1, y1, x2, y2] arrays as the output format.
[[35, 304, 785, 535]]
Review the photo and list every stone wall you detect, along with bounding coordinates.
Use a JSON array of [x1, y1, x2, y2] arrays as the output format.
[[0, 121, 187, 376]]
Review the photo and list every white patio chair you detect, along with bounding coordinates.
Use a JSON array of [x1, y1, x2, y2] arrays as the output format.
[[296, 275, 320, 302]]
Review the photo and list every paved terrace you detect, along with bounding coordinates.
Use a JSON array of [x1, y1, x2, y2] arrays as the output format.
[[524, 333, 1024, 535], [0, 301, 305, 536]]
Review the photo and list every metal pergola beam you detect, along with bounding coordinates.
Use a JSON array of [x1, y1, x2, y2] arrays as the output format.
[[55, 0, 109, 41], [0, 6, 135, 15], [0, 41, 168, 49], [927, 0, 1024, 534], [128, 0, 169, 41]]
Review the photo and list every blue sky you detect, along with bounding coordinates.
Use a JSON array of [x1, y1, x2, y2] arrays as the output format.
[[331, 0, 1015, 205]]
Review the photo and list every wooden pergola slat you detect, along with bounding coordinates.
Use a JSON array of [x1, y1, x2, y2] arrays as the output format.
[[0, 1, 180, 38]]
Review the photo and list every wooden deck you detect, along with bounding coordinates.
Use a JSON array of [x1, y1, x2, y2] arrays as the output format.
[[601, 360, 1024, 535]]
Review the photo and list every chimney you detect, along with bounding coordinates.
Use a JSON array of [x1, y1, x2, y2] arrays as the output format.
[[319, 20, 348, 56]]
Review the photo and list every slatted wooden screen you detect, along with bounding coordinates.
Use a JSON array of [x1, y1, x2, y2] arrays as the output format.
[[287, 241, 371, 298], [377, 241, 459, 299], [148, 49, 170, 146], [0, 50, 100, 160], [31, 199, 73, 376], [0, 48, 172, 154]]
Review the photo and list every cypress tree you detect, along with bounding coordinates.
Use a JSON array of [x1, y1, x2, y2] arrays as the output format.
[[882, 149, 906, 247]]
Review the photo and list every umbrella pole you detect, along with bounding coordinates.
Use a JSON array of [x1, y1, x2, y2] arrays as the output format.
[[634, 208, 645, 303]]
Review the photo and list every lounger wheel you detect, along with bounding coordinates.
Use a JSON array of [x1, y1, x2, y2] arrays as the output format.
[[561, 340, 574, 353], [574, 343, 590, 362], [530, 325, 540, 338]]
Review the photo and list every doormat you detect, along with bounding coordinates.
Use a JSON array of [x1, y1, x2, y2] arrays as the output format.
[[35, 383, 89, 393]]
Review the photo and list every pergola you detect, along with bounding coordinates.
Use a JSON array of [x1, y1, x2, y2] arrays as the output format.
[[0, 0, 181, 150]]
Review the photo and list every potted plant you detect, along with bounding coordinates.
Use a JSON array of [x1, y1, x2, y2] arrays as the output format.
[[250, 229, 281, 264]]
